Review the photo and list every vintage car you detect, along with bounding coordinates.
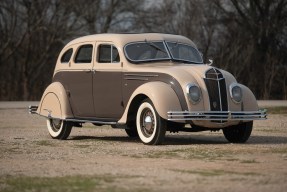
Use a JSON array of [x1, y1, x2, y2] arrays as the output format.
[[29, 33, 266, 145]]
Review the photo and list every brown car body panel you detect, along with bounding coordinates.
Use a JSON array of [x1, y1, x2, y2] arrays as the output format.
[[53, 71, 187, 120], [53, 71, 95, 117]]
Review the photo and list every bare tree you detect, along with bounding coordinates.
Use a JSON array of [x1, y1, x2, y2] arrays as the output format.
[[0, 0, 81, 100], [213, 0, 287, 99], [0, 0, 286, 100]]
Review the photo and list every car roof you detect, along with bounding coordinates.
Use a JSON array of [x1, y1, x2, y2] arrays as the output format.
[[65, 33, 196, 48]]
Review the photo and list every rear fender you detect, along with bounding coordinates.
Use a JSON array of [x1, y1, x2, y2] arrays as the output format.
[[37, 82, 73, 119]]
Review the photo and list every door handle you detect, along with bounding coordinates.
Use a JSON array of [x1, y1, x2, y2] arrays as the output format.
[[84, 69, 92, 73]]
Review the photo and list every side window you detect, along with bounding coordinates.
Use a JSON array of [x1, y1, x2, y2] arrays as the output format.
[[112, 46, 120, 62], [98, 44, 120, 63], [75, 44, 93, 63], [61, 48, 73, 63]]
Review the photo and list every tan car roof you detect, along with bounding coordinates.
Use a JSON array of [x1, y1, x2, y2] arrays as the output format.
[[65, 33, 196, 48]]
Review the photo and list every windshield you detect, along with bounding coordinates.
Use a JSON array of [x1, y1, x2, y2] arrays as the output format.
[[124, 41, 203, 64]]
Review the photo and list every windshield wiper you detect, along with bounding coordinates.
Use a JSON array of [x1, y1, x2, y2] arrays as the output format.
[[145, 40, 167, 54], [168, 41, 178, 51]]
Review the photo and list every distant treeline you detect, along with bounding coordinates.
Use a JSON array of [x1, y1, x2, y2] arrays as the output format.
[[0, 0, 286, 100]]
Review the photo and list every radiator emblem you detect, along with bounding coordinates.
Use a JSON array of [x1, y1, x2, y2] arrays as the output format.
[[213, 101, 217, 108]]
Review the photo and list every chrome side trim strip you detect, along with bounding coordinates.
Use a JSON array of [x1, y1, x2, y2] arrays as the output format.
[[204, 77, 225, 81], [124, 77, 149, 81], [124, 74, 159, 77], [124, 73, 159, 80]]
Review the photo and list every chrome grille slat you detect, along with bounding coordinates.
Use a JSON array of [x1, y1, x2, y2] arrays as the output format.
[[204, 68, 228, 122]]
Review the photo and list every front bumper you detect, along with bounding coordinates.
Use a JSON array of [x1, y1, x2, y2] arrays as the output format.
[[167, 109, 267, 121]]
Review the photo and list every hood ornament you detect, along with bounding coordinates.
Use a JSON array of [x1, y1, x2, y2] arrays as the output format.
[[207, 59, 213, 66]]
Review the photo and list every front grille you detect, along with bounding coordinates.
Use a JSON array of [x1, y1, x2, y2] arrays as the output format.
[[204, 68, 228, 122]]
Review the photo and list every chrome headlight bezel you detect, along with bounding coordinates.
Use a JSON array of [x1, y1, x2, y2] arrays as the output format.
[[186, 83, 201, 104], [229, 83, 243, 103]]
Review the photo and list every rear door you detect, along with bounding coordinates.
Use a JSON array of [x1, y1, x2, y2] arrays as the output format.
[[93, 42, 123, 119], [65, 43, 95, 117]]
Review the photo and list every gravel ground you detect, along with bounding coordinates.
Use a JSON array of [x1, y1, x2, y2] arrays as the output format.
[[0, 103, 286, 192]]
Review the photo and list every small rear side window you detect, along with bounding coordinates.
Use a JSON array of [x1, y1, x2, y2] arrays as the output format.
[[75, 44, 93, 63], [61, 48, 73, 63]]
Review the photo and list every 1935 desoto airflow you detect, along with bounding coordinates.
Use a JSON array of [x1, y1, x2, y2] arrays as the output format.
[[29, 33, 267, 145]]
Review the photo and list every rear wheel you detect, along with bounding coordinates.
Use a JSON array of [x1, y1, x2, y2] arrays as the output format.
[[46, 119, 72, 140], [223, 121, 253, 143], [136, 99, 166, 145]]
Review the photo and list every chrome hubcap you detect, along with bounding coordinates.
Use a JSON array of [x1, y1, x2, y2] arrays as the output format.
[[50, 119, 62, 132], [141, 109, 155, 137], [144, 116, 152, 123]]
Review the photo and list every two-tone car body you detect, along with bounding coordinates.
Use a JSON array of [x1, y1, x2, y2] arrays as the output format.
[[29, 33, 266, 145]]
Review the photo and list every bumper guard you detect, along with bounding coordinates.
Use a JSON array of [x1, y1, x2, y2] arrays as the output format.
[[29, 105, 38, 114]]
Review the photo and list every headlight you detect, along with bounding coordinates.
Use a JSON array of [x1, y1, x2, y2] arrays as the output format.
[[186, 83, 201, 104], [230, 84, 242, 103]]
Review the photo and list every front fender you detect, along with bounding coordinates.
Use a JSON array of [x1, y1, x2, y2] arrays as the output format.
[[37, 82, 73, 119], [118, 82, 183, 123], [240, 84, 259, 111]]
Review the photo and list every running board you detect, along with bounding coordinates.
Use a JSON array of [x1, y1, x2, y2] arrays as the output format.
[[30, 108, 121, 126], [65, 118, 117, 125]]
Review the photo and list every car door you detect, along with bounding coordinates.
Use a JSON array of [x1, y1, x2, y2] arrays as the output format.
[[65, 43, 95, 118], [93, 43, 124, 120]]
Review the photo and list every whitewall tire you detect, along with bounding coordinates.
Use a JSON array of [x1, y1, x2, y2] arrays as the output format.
[[223, 121, 253, 143], [46, 119, 72, 140], [136, 99, 166, 145]]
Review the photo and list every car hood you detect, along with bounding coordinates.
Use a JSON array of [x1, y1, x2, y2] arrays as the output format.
[[128, 63, 237, 85]]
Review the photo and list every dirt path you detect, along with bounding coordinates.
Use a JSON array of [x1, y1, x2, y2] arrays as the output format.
[[0, 106, 286, 192]]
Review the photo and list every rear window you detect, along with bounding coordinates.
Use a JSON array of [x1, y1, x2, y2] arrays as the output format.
[[60, 48, 73, 63]]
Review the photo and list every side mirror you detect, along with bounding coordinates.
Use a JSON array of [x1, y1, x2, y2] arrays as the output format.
[[207, 59, 213, 66]]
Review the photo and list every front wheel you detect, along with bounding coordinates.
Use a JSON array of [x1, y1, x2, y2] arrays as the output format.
[[223, 121, 253, 143], [46, 119, 72, 140], [125, 128, 139, 138], [136, 99, 166, 145]]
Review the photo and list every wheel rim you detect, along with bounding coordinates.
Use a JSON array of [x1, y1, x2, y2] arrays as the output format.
[[140, 108, 155, 138], [137, 101, 158, 144], [50, 119, 62, 132]]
